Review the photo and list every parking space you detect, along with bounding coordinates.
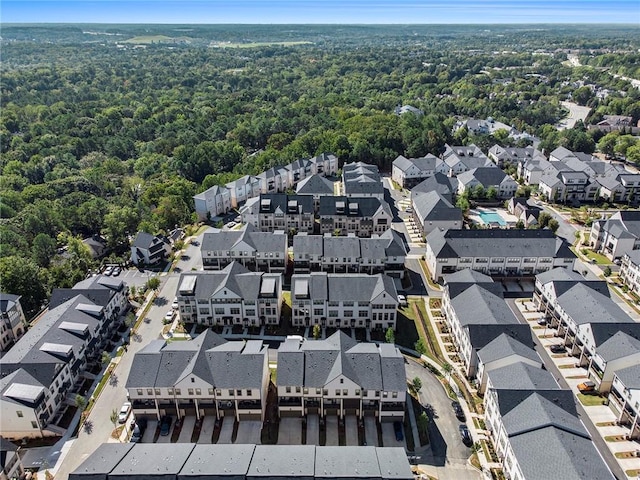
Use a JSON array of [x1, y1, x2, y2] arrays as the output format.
[[141, 419, 157, 443], [345, 415, 358, 446], [325, 416, 339, 446], [218, 416, 234, 444], [364, 416, 379, 446], [235, 420, 262, 444], [277, 417, 302, 445], [381, 422, 404, 448], [198, 416, 216, 444], [306, 414, 319, 445], [156, 421, 174, 443], [178, 416, 196, 442]]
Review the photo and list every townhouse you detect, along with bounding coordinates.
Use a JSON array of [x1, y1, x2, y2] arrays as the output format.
[[456, 167, 518, 199], [591, 210, 640, 260], [608, 365, 640, 440], [53, 275, 129, 324], [125, 330, 269, 421], [0, 438, 24, 480], [391, 154, 438, 188], [290, 272, 398, 330], [517, 157, 554, 185], [439, 144, 494, 177], [425, 228, 576, 281], [411, 191, 463, 236], [318, 196, 393, 237], [240, 193, 315, 234], [295, 174, 335, 209], [277, 332, 406, 420], [293, 229, 407, 278], [507, 197, 542, 228], [176, 262, 282, 327], [483, 386, 613, 480], [620, 249, 640, 292], [596, 173, 640, 204], [308, 152, 338, 176], [342, 162, 385, 199], [256, 165, 292, 194], [201, 225, 287, 273], [587, 328, 640, 393], [487, 145, 546, 168], [410, 172, 458, 201], [130, 232, 171, 266], [0, 293, 118, 439], [225, 175, 262, 209], [193, 185, 232, 221], [0, 293, 27, 353], [70, 444, 413, 480]]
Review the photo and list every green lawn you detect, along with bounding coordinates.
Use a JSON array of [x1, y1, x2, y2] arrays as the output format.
[[122, 35, 175, 44], [577, 393, 607, 406]]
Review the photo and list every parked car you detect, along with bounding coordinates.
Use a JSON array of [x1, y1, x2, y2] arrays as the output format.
[[550, 344, 566, 354], [112, 266, 121, 276], [452, 401, 465, 421], [225, 221, 236, 229], [171, 298, 179, 310], [398, 294, 408, 307], [165, 310, 175, 321], [103, 266, 114, 276], [393, 421, 404, 442], [578, 381, 596, 394], [160, 415, 172, 436], [118, 402, 132, 424], [459, 424, 473, 446], [130, 418, 147, 443], [191, 240, 199, 246]]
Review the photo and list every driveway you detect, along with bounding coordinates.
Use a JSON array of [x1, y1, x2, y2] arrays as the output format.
[[235, 420, 262, 444], [141, 419, 157, 443], [278, 417, 302, 445], [345, 415, 358, 446], [306, 414, 319, 445], [217, 416, 234, 444], [364, 416, 379, 446], [381, 422, 404, 448], [325, 416, 339, 446], [178, 416, 196, 443], [198, 416, 215, 444]]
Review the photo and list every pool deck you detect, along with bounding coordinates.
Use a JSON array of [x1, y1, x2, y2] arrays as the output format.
[[469, 207, 518, 228]]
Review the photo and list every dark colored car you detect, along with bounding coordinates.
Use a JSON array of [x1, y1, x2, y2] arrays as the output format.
[[159, 416, 172, 436], [452, 401, 465, 421], [550, 344, 566, 354], [393, 421, 404, 442], [191, 240, 199, 246], [459, 424, 473, 447]]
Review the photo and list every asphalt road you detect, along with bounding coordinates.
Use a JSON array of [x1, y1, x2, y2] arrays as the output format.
[[505, 298, 626, 480]]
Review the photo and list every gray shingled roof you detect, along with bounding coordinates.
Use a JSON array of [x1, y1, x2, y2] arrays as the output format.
[[615, 364, 640, 390], [324, 236, 360, 259], [109, 443, 195, 478], [296, 175, 335, 196], [411, 173, 457, 201], [375, 447, 414, 480], [178, 444, 255, 478], [201, 224, 286, 254], [412, 191, 462, 223], [426, 228, 576, 259], [318, 196, 391, 218], [457, 167, 512, 188], [535, 267, 584, 285], [392, 154, 437, 173], [466, 324, 534, 354], [597, 331, 640, 362], [248, 445, 315, 478], [68, 443, 134, 480], [509, 426, 613, 480], [556, 283, 633, 326], [315, 446, 380, 478], [444, 269, 493, 284], [487, 362, 559, 390], [293, 234, 324, 257], [450, 285, 518, 326], [477, 334, 540, 365]]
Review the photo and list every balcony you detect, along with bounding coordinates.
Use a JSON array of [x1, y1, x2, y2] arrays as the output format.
[[381, 402, 404, 411], [279, 397, 303, 406], [238, 400, 262, 409]]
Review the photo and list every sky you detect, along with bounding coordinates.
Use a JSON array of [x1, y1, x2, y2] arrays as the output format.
[[2, 0, 639, 24]]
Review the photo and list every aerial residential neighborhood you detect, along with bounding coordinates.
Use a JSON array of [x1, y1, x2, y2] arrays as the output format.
[[2, 16, 640, 480]]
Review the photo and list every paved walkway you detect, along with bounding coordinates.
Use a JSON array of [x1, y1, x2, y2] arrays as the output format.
[[364, 416, 379, 446], [277, 418, 302, 445]]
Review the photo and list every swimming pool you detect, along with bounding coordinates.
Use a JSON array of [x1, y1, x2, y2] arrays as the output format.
[[478, 211, 506, 226]]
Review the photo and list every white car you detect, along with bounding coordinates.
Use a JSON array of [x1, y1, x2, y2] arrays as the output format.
[[118, 402, 132, 424], [398, 294, 408, 307], [165, 310, 175, 321], [171, 298, 179, 310]]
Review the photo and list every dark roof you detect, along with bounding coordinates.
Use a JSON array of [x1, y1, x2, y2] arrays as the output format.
[[412, 191, 462, 223], [318, 196, 391, 218], [68, 443, 135, 480], [296, 175, 335, 196], [466, 324, 535, 352], [253, 194, 314, 215], [201, 225, 287, 254], [411, 173, 457, 201]]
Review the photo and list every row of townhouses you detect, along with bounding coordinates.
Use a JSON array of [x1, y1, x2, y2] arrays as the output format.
[[240, 193, 394, 237], [425, 228, 576, 281], [590, 210, 640, 260], [440, 268, 613, 480], [533, 268, 640, 441], [193, 153, 338, 219], [519, 146, 640, 204], [0, 293, 27, 353], [70, 443, 413, 480], [342, 161, 385, 199], [292, 230, 406, 278], [290, 273, 399, 330], [0, 276, 128, 439], [125, 331, 406, 425]]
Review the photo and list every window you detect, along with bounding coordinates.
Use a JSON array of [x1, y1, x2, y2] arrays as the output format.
[[340, 378, 344, 384], [247, 390, 252, 396], [314, 309, 324, 316], [147, 388, 153, 395], [137, 389, 143, 395], [17, 411, 23, 418], [230, 308, 240, 315], [392, 392, 398, 398], [175, 389, 181, 395], [335, 389, 341, 395], [304, 388, 309, 394], [363, 391, 368, 397], [191, 377, 195, 383], [209, 388, 215, 395], [216, 389, 222, 396], [188, 388, 194, 395], [375, 391, 380, 397], [344, 310, 353, 317], [32, 421, 38, 429], [356, 389, 361, 395], [155, 388, 161, 395], [317, 388, 322, 395], [229, 389, 234, 396], [296, 387, 301, 393], [343, 389, 348, 395], [236, 389, 242, 396], [323, 389, 328, 395], [196, 388, 201, 395], [286, 386, 291, 393], [168, 388, 174, 395]]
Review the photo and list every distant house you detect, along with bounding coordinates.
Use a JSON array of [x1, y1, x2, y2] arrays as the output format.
[[82, 235, 108, 259], [130, 232, 171, 266], [391, 154, 438, 188], [193, 184, 231, 221], [456, 167, 518, 199], [411, 191, 462, 236], [341, 162, 385, 199], [590, 210, 640, 260], [0, 293, 27, 352], [488, 145, 545, 168], [592, 115, 638, 133], [453, 118, 514, 136], [394, 104, 423, 116], [507, 197, 541, 228], [240, 194, 315, 234]]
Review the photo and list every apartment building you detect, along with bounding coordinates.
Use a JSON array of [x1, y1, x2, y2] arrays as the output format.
[[240, 194, 315, 234], [391, 154, 438, 188], [439, 144, 494, 176], [308, 152, 339, 176], [295, 174, 335, 208], [225, 175, 262, 209], [0, 438, 24, 480], [411, 191, 462, 236], [411, 172, 458, 201], [456, 167, 518, 199], [293, 229, 407, 278], [70, 444, 413, 480], [0, 294, 117, 439], [277, 332, 406, 420], [620, 250, 640, 292], [256, 166, 291, 194], [318, 196, 392, 237], [290, 272, 398, 330], [425, 229, 576, 281], [596, 173, 640, 204], [126, 330, 269, 421], [193, 185, 232, 221], [608, 365, 640, 440], [130, 232, 171, 266], [591, 210, 640, 260], [201, 225, 287, 273], [176, 262, 282, 327], [0, 293, 27, 353], [488, 145, 546, 168]]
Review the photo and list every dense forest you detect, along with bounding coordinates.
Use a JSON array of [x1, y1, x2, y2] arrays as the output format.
[[1, 24, 639, 315]]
